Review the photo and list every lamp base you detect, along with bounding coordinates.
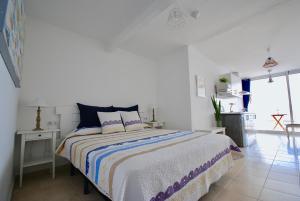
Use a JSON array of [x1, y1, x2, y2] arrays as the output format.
[[33, 107, 43, 131]]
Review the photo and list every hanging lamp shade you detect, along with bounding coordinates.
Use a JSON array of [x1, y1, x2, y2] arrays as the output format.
[[262, 57, 278, 69]]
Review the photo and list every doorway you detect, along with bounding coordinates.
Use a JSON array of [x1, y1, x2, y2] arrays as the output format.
[[248, 70, 300, 133]]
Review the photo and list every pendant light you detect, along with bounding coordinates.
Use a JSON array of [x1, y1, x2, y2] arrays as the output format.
[[262, 47, 278, 83], [267, 69, 274, 83]]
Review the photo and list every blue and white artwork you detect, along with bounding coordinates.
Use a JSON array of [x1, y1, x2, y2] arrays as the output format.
[[0, 0, 25, 88]]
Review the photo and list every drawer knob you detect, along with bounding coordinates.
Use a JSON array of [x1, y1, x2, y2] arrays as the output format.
[[38, 134, 41, 137]]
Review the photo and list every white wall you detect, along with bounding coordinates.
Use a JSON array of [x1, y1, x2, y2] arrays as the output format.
[[0, 54, 19, 201], [157, 47, 192, 130], [18, 17, 158, 130], [157, 46, 227, 131], [188, 46, 222, 130], [16, 17, 159, 170]]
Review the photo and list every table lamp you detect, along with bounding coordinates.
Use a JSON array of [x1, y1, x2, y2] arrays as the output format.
[[28, 97, 49, 131], [150, 106, 158, 122]]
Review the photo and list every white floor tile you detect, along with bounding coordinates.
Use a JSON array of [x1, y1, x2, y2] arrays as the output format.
[[225, 179, 262, 198], [265, 179, 300, 197], [273, 160, 299, 168], [268, 171, 300, 185], [213, 188, 257, 201], [259, 188, 300, 201], [270, 165, 299, 176], [234, 173, 267, 186]]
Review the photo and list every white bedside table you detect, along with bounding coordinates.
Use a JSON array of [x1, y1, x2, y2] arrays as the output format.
[[195, 127, 226, 135], [16, 129, 60, 187]]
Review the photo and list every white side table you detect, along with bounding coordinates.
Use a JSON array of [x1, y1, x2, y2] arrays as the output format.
[[195, 127, 226, 135], [16, 129, 60, 187]]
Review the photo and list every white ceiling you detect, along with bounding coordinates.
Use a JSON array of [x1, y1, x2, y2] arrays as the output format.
[[193, 0, 300, 77], [25, 0, 300, 77], [24, 0, 157, 44]]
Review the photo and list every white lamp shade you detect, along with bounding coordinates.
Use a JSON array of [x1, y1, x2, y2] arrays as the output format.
[[27, 97, 49, 107]]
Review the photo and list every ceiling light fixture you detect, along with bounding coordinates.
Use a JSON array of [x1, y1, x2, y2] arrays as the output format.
[[262, 47, 278, 83], [167, 7, 186, 28], [167, 0, 200, 29]]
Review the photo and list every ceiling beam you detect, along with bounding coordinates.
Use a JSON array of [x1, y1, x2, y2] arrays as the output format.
[[106, 0, 175, 50], [195, 0, 292, 44]]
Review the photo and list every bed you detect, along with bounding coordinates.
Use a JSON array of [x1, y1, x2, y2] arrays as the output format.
[[56, 128, 241, 201]]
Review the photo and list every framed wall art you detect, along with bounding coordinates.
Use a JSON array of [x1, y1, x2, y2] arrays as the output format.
[[0, 0, 25, 88], [196, 75, 206, 98]]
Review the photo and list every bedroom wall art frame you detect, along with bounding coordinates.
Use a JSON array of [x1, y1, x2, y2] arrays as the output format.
[[0, 0, 25, 88], [196, 75, 206, 98]]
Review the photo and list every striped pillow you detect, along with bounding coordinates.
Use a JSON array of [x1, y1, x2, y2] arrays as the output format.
[[120, 111, 144, 131], [97, 112, 125, 134]]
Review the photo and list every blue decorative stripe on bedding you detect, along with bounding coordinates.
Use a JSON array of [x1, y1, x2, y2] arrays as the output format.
[[84, 131, 179, 175], [93, 131, 193, 184]]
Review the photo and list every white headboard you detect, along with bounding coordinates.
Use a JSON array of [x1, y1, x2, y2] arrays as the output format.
[[55, 106, 79, 136], [55, 106, 149, 137]]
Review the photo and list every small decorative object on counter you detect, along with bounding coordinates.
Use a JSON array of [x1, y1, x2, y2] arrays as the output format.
[[211, 96, 222, 127], [229, 102, 235, 113]]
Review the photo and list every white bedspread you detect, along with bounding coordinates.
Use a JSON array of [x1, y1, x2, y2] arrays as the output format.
[[56, 129, 241, 201]]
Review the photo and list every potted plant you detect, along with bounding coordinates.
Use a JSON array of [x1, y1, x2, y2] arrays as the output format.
[[217, 77, 230, 92], [211, 96, 222, 127], [219, 77, 228, 83]]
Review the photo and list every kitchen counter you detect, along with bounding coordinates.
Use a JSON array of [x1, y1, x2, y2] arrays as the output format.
[[221, 112, 255, 115]]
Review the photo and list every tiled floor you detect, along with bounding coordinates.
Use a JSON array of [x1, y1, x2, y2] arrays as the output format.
[[201, 133, 300, 201], [12, 133, 300, 201]]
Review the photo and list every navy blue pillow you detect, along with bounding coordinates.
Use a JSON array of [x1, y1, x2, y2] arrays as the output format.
[[77, 103, 115, 129], [113, 105, 139, 112]]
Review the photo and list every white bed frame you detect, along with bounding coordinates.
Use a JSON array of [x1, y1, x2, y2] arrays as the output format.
[[55, 106, 80, 137]]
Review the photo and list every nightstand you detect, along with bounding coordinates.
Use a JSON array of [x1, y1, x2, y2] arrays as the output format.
[[16, 129, 60, 187], [145, 121, 165, 129], [196, 127, 226, 135]]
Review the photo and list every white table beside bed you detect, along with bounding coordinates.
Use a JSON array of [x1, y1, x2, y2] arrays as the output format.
[[17, 129, 60, 187]]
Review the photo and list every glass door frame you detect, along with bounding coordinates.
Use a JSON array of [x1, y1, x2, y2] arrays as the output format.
[[250, 68, 300, 133]]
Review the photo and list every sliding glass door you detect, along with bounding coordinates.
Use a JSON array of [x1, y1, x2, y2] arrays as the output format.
[[289, 73, 300, 124], [249, 76, 291, 131]]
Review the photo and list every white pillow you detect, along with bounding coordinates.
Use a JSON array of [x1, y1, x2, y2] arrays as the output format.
[[73, 127, 101, 135], [120, 111, 144, 131], [97, 112, 125, 134]]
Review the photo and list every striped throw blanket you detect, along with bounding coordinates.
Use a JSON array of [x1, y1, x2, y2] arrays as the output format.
[[56, 129, 241, 201]]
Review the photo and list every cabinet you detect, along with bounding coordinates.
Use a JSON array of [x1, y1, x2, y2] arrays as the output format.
[[221, 113, 256, 147], [216, 73, 242, 98]]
